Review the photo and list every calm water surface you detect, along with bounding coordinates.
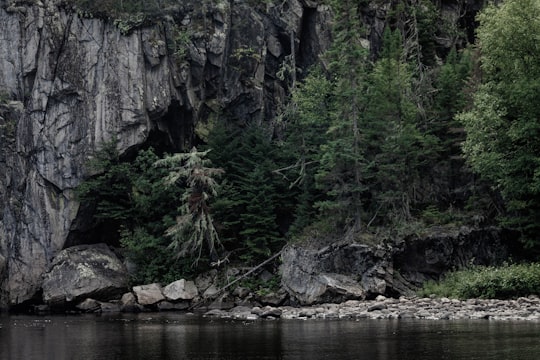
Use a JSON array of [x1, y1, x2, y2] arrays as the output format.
[[1, 313, 539, 359]]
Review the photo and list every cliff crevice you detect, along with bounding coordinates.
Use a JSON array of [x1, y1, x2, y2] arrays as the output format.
[[0, 0, 332, 307]]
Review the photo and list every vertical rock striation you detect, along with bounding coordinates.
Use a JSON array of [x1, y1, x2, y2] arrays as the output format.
[[0, 0, 332, 308]]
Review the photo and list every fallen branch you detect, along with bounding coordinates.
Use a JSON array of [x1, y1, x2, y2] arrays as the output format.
[[190, 249, 283, 309]]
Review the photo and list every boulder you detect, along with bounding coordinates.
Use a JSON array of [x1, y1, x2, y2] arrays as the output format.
[[76, 298, 101, 313], [260, 306, 283, 319], [42, 244, 128, 306], [195, 270, 218, 294], [232, 287, 250, 299], [163, 279, 198, 301], [120, 292, 144, 313], [133, 283, 165, 306], [281, 227, 510, 304], [258, 290, 288, 306], [203, 284, 220, 299], [281, 244, 372, 305], [157, 301, 190, 311]]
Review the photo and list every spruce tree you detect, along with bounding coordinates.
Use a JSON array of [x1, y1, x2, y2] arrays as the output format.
[[366, 27, 437, 223], [315, 0, 370, 233], [206, 122, 287, 263], [284, 67, 334, 233], [155, 148, 224, 265]]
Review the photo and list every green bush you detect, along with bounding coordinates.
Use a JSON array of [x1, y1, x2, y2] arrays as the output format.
[[77, 144, 192, 284], [419, 263, 540, 299], [120, 227, 190, 285]]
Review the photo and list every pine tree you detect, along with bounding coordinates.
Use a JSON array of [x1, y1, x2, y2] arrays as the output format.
[[206, 122, 287, 263], [433, 47, 472, 144], [315, 0, 370, 233], [284, 67, 334, 233], [155, 147, 224, 265], [365, 27, 438, 223]]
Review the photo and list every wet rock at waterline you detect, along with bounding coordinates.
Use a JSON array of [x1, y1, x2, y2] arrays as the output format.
[[41, 244, 128, 306], [163, 279, 199, 301], [280, 227, 510, 305], [133, 283, 165, 306]]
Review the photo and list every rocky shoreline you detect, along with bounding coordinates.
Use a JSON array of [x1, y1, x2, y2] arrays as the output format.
[[202, 296, 540, 321], [10, 243, 538, 323], [34, 293, 540, 322]]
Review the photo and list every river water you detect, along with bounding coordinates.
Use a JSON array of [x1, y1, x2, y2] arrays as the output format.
[[1, 313, 539, 359]]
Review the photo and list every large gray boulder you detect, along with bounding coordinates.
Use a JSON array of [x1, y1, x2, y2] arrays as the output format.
[[281, 242, 389, 305], [133, 283, 165, 305], [163, 279, 198, 301], [42, 244, 128, 306]]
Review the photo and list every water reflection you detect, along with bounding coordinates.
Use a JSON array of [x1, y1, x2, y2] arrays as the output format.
[[1, 313, 539, 359]]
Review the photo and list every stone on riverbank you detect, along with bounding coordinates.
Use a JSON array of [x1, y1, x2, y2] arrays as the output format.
[[163, 279, 199, 301], [42, 244, 129, 306], [133, 283, 165, 306], [120, 292, 144, 313], [281, 227, 510, 305], [201, 296, 540, 322]]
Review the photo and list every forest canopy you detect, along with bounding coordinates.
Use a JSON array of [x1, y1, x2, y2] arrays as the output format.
[[77, 0, 540, 283]]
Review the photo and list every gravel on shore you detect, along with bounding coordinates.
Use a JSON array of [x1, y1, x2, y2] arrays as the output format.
[[203, 295, 540, 321]]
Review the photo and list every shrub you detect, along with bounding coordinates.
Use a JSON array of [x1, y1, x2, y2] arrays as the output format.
[[419, 263, 540, 299]]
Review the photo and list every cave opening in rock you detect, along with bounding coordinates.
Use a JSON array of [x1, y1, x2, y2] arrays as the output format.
[[64, 101, 194, 251]]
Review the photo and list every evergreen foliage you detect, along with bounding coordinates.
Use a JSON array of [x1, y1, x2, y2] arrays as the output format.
[[314, 0, 369, 233], [285, 67, 333, 233], [77, 142, 187, 284], [76, 141, 133, 223], [365, 28, 438, 223], [155, 148, 224, 265], [75, 0, 540, 285], [285, 19, 442, 235], [206, 122, 290, 264]]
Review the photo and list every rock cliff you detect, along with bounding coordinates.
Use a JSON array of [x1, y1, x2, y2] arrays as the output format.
[[0, 0, 482, 309], [0, 0, 332, 307]]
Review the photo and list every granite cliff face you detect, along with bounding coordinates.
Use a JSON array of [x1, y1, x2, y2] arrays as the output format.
[[0, 0, 483, 308], [0, 0, 332, 307]]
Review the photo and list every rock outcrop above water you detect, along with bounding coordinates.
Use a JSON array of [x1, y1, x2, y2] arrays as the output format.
[[281, 227, 511, 305], [42, 244, 128, 306]]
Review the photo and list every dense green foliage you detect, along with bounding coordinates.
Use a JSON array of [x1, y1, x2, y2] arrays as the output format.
[[77, 142, 189, 284], [206, 123, 294, 264], [419, 263, 540, 299], [76, 0, 540, 287], [282, 1, 472, 239], [458, 0, 540, 248]]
